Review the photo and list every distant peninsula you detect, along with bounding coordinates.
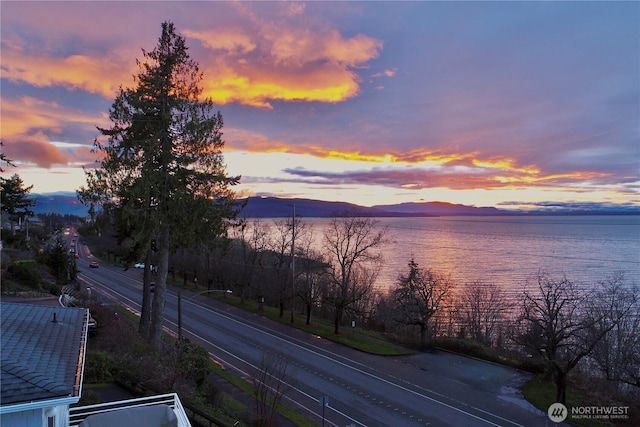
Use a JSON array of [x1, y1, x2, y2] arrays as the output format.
[[239, 197, 504, 218], [31, 193, 640, 218], [239, 197, 639, 217]]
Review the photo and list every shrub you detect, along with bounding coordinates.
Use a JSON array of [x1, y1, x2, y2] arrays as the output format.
[[179, 340, 213, 387], [6, 260, 41, 288], [2, 228, 16, 246], [52, 284, 62, 296], [84, 351, 114, 384], [515, 357, 546, 375]]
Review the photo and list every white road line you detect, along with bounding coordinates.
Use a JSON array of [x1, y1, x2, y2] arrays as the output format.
[[165, 314, 361, 426], [179, 297, 523, 427], [84, 277, 522, 427]]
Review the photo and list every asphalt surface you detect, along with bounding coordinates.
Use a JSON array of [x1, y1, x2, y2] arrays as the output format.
[[9, 236, 559, 427]]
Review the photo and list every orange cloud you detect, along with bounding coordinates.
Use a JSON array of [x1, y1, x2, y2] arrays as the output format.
[[3, 134, 67, 168], [1, 96, 108, 139], [321, 30, 383, 67], [224, 128, 303, 155], [238, 139, 613, 194], [227, 139, 545, 180], [227, 138, 565, 192], [1, 97, 63, 138], [293, 146, 475, 166], [1, 96, 109, 169], [494, 171, 609, 185], [404, 151, 476, 165], [1, 49, 135, 99], [472, 158, 540, 175], [324, 151, 397, 163], [3, 3, 383, 110], [184, 29, 256, 55], [186, 14, 382, 107], [279, 160, 610, 193], [201, 69, 361, 108]]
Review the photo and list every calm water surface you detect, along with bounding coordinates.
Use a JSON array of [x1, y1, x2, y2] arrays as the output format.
[[303, 216, 640, 297]]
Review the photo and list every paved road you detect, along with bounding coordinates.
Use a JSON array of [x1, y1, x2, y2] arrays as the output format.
[[75, 248, 555, 427]]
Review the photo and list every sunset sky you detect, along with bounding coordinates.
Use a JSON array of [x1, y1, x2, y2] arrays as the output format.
[[1, 1, 638, 210]]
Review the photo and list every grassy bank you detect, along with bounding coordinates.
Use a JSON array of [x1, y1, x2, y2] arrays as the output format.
[[521, 376, 633, 427], [99, 302, 317, 427]]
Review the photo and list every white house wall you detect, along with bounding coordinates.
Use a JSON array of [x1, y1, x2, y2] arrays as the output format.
[[1, 403, 71, 427], [1, 407, 41, 427]]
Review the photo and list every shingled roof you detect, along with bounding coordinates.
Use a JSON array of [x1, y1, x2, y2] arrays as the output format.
[[1, 302, 88, 406]]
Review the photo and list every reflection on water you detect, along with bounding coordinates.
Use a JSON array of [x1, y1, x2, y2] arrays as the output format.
[[302, 215, 640, 299]]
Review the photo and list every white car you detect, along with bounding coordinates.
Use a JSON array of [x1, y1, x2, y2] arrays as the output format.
[[135, 262, 155, 270]]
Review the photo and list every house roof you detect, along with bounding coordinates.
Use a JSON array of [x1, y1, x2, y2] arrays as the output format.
[[1, 302, 88, 406]]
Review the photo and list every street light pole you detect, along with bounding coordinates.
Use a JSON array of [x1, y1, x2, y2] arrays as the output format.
[[178, 289, 232, 342], [178, 291, 182, 341]]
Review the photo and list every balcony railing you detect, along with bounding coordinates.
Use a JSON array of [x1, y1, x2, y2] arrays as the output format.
[[68, 393, 191, 427]]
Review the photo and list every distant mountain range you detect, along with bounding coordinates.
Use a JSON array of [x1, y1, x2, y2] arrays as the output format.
[[240, 197, 505, 217], [31, 192, 639, 218], [32, 193, 90, 217]]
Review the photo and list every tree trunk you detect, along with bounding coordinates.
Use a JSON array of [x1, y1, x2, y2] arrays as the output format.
[[149, 224, 169, 349], [138, 248, 153, 337], [420, 319, 433, 347], [334, 304, 343, 334], [554, 369, 567, 405]]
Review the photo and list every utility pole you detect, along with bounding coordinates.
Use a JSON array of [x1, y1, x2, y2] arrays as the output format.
[[178, 291, 182, 342]]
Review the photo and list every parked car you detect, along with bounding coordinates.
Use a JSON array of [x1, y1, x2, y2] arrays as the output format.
[[90, 262, 99, 268], [135, 262, 155, 270]]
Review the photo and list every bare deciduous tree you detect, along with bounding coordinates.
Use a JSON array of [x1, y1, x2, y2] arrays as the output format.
[[392, 258, 454, 347], [323, 212, 387, 334], [457, 280, 507, 346], [588, 273, 640, 389], [295, 228, 328, 325], [268, 216, 307, 319], [515, 271, 636, 404], [252, 352, 291, 427], [233, 219, 272, 305]]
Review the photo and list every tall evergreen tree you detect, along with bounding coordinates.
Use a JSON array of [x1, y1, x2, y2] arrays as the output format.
[[0, 141, 15, 172], [79, 22, 240, 348], [1, 173, 36, 222]]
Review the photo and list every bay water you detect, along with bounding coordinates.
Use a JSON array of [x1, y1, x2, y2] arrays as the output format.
[[299, 215, 640, 300]]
